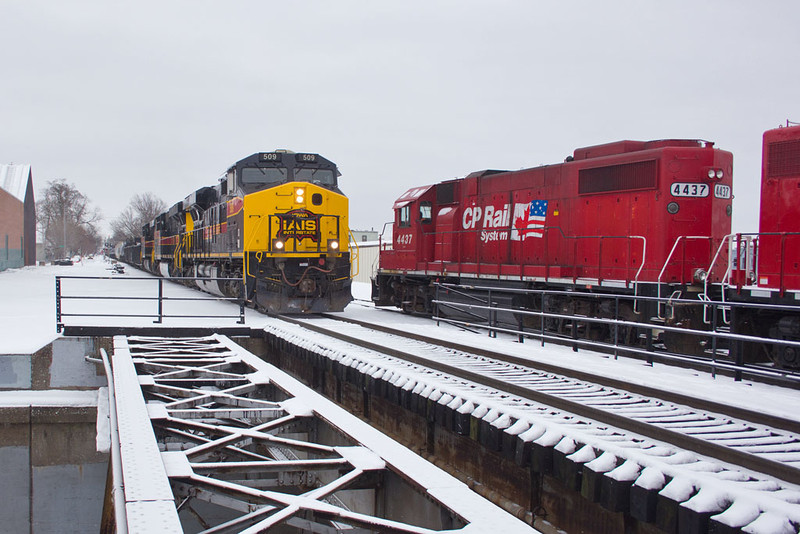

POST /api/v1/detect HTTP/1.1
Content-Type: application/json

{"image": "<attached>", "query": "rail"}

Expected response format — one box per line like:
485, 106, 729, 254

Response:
433, 282, 800, 384
55, 275, 246, 332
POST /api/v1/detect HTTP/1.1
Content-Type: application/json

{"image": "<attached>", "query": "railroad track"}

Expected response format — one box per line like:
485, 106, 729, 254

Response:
349, 297, 800, 388
267, 312, 800, 500
332, 308, 800, 433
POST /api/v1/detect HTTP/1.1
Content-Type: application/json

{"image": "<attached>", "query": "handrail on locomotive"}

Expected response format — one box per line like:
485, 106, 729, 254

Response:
348, 230, 360, 279
379, 222, 649, 287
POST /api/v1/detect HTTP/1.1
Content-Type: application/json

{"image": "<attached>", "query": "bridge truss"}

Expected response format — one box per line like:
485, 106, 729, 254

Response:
105, 334, 535, 533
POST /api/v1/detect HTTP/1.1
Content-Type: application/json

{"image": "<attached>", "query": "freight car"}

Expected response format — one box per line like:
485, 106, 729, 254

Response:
122, 151, 353, 313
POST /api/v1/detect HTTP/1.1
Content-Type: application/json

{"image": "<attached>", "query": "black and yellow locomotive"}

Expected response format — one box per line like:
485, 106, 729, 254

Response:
125, 151, 353, 313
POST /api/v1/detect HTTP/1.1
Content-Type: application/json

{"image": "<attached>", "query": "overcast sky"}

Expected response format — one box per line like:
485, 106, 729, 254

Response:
2, 1, 798, 237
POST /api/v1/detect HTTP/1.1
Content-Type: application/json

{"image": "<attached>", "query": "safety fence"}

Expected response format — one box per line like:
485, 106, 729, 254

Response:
432, 282, 800, 385
55, 275, 246, 332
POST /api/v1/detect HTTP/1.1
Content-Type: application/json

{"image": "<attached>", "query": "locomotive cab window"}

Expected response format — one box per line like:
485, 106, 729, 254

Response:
294, 168, 335, 186
226, 170, 236, 195
420, 201, 432, 223
398, 204, 411, 227
241, 167, 286, 185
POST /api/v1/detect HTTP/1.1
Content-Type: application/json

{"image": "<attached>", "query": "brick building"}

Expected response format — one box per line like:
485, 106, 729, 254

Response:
0, 164, 36, 271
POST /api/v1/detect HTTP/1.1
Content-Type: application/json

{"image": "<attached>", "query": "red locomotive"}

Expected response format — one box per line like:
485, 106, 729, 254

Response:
372, 128, 800, 367
755, 124, 800, 291
727, 124, 800, 366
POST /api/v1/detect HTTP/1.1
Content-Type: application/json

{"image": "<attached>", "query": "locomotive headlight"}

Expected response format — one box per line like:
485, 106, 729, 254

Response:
707, 169, 716, 179
715, 169, 724, 179
295, 187, 305, 204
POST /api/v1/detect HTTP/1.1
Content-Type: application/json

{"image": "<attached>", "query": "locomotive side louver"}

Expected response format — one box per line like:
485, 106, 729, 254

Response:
578, 160, 657, 194
767, 139, 800, 178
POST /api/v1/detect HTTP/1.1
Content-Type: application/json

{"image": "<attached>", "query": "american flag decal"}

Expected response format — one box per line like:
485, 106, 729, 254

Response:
511, 199, 548, 239
511, 199, 549, 240
527, 200, 548, 236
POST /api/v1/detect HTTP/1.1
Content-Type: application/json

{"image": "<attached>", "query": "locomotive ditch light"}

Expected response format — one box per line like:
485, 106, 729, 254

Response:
272, 238, 285, 250
693, 268, 708, 283
327, 239, 339, 251
667, 201, 680, 214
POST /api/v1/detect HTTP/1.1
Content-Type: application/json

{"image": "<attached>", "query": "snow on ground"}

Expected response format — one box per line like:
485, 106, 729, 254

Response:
0, 256, 269, 353
0, 262, 67, 354
0, 257, 798, 423
0, 389, 98, 406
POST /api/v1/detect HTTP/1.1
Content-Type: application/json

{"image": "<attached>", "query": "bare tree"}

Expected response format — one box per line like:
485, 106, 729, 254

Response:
110, 192, 167, 242
37, 179, 102, 259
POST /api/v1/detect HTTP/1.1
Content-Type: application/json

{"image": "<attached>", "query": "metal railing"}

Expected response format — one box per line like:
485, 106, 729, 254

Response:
379, 223, 650, 285
55, 275, 246, 332
433, 282, 800, 384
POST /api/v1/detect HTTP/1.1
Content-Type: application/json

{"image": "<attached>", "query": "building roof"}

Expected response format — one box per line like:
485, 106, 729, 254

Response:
0, 164, 32, 203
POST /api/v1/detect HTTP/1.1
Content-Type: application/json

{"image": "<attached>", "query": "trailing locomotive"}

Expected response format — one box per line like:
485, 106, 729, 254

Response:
122, 151, 353, 313
726, 124, 800, 367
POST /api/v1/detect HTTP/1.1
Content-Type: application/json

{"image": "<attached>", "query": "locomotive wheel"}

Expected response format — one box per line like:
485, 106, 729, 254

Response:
225, 269, 243, 298
774, 346, 800, 369
513, 294, 542, 330
401, 285, 430, 315
730, 310, 780, 365
662, 303, 709, 356
662, 330, 707, 356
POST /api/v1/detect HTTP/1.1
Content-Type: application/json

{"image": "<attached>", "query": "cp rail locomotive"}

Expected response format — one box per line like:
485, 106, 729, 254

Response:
121, 151, 353, 313
372, 125, 800, 367
727, 124, 800, 366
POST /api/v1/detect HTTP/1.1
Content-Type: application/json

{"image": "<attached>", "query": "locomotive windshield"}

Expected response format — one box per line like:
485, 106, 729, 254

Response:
294, 167, 335, 186
241, 166, 287, 185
